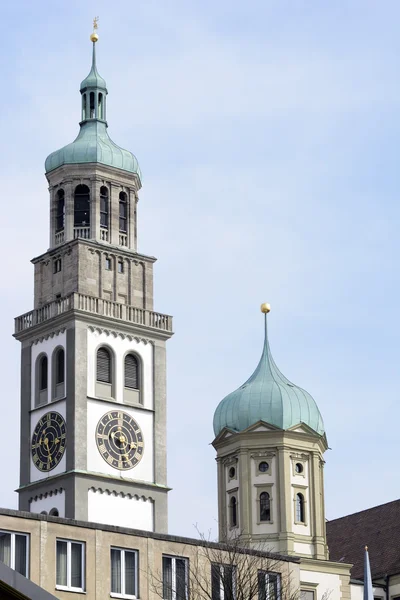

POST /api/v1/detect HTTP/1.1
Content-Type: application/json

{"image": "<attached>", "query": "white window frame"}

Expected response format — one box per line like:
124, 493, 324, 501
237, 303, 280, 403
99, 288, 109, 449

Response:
56, 538, 85, 593
212, 563, 237, 600
162, 555, 189, 600
0, 530, 29, 577
110, 547, 139, 599
258, 571, 281, 600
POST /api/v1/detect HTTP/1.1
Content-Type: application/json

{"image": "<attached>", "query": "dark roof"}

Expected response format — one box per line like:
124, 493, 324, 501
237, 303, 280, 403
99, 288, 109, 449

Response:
326, 498, 400, 580
0, 560, 59, 600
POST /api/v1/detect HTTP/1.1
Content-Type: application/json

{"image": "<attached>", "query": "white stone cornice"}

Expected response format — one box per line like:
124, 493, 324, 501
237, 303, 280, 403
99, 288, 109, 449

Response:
88, 486, 154, 502
87, 324, 153, 345
32, 327, 66, 345
29, 487, 63, 502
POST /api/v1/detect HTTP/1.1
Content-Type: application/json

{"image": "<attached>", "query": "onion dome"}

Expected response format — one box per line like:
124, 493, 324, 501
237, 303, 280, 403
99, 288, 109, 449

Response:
45, 37, 141, 181
80, 42, 107, 92
213, 305, 325, 437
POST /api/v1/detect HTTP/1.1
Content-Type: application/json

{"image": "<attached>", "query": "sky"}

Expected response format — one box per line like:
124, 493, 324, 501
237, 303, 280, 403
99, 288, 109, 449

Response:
1, 0, 400, 540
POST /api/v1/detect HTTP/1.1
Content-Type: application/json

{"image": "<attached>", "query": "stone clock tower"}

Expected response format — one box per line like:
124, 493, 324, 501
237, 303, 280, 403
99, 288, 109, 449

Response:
14, 33, 173, 533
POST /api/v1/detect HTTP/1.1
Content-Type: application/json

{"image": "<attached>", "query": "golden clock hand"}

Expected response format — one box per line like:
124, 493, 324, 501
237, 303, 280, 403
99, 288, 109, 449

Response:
44, 438, 52, 463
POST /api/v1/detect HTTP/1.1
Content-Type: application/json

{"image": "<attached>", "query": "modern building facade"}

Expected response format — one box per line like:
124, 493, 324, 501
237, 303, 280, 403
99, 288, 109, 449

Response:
0, 27, 397, 600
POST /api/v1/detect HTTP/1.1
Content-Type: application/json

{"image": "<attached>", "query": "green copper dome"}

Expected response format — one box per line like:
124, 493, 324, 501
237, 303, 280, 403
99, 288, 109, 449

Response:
45, 42, 141, 181
213, 313, 325, 437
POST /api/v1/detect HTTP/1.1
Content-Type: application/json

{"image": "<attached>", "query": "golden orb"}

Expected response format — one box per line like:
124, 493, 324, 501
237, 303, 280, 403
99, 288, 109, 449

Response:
260, 303, 271, 314
90, 32, 99, 42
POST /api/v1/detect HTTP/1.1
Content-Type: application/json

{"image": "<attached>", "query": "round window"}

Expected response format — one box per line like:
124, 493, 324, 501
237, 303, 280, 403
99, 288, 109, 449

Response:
258, 461, 269, 473
295, 463, 304, 474
228, 467, 236, 478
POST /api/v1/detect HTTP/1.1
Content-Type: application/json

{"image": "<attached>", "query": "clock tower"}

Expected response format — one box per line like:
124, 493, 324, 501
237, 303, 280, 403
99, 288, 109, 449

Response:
14, 32, 173, 533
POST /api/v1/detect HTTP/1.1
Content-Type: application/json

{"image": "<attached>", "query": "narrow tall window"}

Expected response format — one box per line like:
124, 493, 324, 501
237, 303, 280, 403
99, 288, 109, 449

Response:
100, 186, 109, 228
53, 347, 65, 400
74, 185, 90, 227
90, 91, 95, 118
97, 348, 112, 383
162, 556, 188, 600
56, 189, 65, 231
56, 539, 85, 592
119, 192, 128, 232
53, 258, 62, 273
296, 493, 305, 523
258, 571, 281, 600
260, 492, 271, 522
39, 356, 48, 391
229, 496, 238, 528
82, 93, 87, 120
56, 349, 65, 385
211, 564, 236, 600
98, 93, 103, 119
0, 531, 28, 577
125, 354, 139, 389
111, 548, 138, 598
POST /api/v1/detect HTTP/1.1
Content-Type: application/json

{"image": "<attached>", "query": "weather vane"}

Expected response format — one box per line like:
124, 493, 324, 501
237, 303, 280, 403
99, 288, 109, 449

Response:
90, 17, 99, 42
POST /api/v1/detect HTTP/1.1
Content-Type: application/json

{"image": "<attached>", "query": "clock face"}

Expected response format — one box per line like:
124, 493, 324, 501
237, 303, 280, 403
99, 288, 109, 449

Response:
96, 410, 144, 471
31, 412, 66, 472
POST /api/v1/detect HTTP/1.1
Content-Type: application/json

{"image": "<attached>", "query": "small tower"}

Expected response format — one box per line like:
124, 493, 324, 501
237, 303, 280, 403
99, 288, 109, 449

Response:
212, 305, 328, 560
14, 28, 173, 532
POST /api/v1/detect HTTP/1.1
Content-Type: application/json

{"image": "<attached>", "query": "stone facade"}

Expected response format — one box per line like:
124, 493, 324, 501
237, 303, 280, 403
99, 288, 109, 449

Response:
33, 239, 155, 310
14, 117, 172, 533
0, 509, 300, 600
214, 424, 329, 560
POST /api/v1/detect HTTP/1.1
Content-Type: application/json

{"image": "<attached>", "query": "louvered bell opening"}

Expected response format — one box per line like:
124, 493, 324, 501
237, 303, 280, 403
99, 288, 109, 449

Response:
97, 348, 111, 383
125, 354, 138, 389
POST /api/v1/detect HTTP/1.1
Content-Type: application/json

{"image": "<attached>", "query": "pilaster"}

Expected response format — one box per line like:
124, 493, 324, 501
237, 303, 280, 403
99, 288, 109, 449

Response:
110, 182, 120, 245
91, 177, 102, 242
19, 342, 32, 489
64, 179, 74, 243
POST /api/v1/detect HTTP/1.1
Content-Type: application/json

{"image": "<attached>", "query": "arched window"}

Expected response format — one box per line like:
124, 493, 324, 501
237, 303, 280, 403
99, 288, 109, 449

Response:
100, 186, 109, 228
56, 190, 65, 232
55, 348, 64, 385
259, 492, 270, 522
36, 354, 48, 407
49, 508, 59, 517
52, 347, 65, 401
74, 185, 90, 227
124, 354, 139, 389
230, 496, 237, 528
82, 93, 87, 120
97, 347, 111, 383
39, 356, 48, 391
90, 91, 95, 118
296, 493, 305, 523
98, 93, 103, 119
119, 192, 128, 232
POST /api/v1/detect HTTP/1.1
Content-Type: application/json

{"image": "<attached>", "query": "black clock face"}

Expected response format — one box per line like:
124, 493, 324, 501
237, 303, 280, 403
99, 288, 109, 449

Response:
96, 410, 144, 471
31, 412, 66, 472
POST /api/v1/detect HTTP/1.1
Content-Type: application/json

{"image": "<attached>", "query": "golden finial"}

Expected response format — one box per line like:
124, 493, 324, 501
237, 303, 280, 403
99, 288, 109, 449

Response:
261, 303, 271, 314
365, 545, 368, 551
90, 16, 99, 42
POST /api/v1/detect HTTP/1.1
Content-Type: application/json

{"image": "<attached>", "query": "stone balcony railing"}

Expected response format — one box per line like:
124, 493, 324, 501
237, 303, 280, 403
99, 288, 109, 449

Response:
14, 293, 173, 335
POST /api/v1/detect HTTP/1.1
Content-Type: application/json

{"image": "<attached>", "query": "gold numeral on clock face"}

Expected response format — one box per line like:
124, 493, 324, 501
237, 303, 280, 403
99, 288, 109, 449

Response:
96, 411, 144, 472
